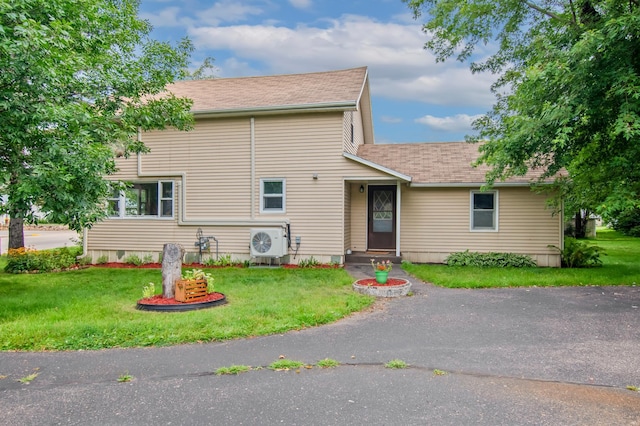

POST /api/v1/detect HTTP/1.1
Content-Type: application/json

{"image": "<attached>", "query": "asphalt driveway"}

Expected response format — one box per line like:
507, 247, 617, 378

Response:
1, 266, 639, 425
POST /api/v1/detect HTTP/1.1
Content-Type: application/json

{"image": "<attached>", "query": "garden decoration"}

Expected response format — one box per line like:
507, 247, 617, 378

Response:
371, 259, 392, 283
136, 243, 226, 312
351, 259, 411, 297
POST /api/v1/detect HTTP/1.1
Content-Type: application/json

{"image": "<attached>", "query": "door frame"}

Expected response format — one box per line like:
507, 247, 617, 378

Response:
367, 185, 397, 251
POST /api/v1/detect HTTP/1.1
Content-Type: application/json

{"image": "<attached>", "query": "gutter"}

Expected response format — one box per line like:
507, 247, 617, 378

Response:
343, 152, 412, 182
409, 182, 537, 188
192, 101, 357, 119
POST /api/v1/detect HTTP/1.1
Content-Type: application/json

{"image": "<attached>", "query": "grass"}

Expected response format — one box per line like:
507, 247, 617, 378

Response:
268, 359, 306, 371
117, 373, 134, 383
0, 264, 373, 351
402, 229, 640, 288
316, 358, 340, 368
215, 365, 252, 375
384, 359, 408, 369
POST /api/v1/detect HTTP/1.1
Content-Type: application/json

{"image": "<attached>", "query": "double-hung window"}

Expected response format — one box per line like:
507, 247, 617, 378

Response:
108, 181, 174, 218
260, 178, 285, 213
470, 190, 498, 231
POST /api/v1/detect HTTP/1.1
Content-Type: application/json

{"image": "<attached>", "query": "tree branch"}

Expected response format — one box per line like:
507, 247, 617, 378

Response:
522, 0, 574, 24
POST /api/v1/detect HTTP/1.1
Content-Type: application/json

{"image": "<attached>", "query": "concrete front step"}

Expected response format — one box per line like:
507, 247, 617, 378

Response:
345, 252, 402, 265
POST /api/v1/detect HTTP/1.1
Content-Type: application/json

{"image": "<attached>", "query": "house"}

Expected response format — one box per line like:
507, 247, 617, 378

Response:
84, 67, 562, 267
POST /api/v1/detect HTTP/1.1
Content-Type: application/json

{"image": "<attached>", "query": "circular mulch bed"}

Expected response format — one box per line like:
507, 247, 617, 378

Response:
352, 278, 412, 298
136, 292, 227, 312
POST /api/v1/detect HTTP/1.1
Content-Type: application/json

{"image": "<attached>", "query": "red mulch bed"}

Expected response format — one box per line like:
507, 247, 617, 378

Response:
137, 292, 225, 305
355, 278, 407, 287
94, 262, 340, 269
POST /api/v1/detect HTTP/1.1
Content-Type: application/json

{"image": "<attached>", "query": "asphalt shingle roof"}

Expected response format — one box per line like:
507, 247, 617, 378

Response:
357, 142, 552, 185
164, 67, 368, 113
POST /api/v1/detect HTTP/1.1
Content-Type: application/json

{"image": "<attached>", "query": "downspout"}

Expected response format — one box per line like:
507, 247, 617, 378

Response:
396, 181, 401, 257
250, 117, 255, 219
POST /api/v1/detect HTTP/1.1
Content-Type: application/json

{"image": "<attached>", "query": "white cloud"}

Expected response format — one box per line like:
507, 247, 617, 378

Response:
380, 116, 403, 124
142, 1, 263, 28
415, 114, 483, 132
187, 14, 496, 109
289, 0, 312, 9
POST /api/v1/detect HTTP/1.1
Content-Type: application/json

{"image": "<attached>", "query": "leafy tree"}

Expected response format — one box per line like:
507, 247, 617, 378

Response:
404, 0, 640, 220
0, 0, 194, 249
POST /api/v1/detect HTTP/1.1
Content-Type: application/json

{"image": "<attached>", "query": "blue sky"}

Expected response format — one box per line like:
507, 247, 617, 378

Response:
139, 0, 497, 143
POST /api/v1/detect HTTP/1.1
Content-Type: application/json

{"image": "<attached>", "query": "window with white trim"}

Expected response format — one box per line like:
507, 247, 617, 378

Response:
470, 191, 498, 231
260, 178, 285, 213
108, 181, 174, 218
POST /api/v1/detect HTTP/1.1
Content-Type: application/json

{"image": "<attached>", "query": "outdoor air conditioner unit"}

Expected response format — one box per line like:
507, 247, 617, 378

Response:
250, 228, 288, 258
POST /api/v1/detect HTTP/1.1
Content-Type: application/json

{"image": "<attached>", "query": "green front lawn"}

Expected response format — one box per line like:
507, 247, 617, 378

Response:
0, 265, 373, 351
402, 229, 640, 288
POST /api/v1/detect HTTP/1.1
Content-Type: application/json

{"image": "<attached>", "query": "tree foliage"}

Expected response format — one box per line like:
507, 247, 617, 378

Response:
0, 0, 194, 248
405, 0, 640, 214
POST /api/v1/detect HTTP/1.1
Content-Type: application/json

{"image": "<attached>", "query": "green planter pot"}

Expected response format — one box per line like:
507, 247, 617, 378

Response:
375, 270, 389, 284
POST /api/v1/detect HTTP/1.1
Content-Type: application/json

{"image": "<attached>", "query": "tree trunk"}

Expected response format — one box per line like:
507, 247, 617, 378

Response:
161, 243, 184, 298
8, 216, 25, 249
573, 211, 590, 239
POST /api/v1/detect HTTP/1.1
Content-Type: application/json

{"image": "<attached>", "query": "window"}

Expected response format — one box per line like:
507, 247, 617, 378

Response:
108, 181, 174, 218
260, 178, 285, 213
471, 191, 498, 231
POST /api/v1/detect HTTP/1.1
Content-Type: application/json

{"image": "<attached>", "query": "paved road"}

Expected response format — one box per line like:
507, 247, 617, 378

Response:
0, 229, 79, 254
1, 267, 639, 425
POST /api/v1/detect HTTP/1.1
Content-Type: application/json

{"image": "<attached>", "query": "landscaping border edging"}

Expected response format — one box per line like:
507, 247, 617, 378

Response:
352, 279, 412, 297
136, 294, 227, 312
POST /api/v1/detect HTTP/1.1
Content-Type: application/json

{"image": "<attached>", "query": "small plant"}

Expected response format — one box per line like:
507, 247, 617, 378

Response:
298, 256, 320, 268
433, 369, 448, 376
371, 259, 393, 273
18, 372, 39, 384
627, 385, 639, 392
384, 359, 407, 369
549, 237, 604, 268
77, 256, 92, 266
124, 254, 143, 266
117, 373, 134, 383
142, 282, 156, 299
316, 358, 340, 368
268, 359, 305, 371
96, 254, 109, 264
215, 365, 251, 375
182, 269, 214, 292
142, 253, 154, 264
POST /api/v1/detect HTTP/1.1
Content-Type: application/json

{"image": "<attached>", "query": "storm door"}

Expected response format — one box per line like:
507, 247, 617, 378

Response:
367, 185, 396, 250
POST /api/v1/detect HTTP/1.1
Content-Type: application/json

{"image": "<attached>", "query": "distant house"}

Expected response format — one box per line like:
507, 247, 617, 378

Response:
84, 67, 562, 267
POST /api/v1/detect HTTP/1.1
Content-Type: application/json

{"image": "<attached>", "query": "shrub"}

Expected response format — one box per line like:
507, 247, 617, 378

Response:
612, 208, 640, 237
5, 247, 79, 273
550, 237, 604, 268
124, 254, 142, 266
445, 251, 537, 268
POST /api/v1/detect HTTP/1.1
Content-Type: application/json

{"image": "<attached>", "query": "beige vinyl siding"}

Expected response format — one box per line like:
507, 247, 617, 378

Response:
141, 118, 252, 217
359, 83, 374, 145
87, 111, 384, 263
344, 181, 352, 250
253, 113, 345, 260
343, 112, 357, 154
349, 183, 368, 252
400, 186, 562, 266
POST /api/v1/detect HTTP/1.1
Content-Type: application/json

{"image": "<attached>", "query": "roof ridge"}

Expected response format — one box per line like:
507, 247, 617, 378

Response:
171, 66, 368, 85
